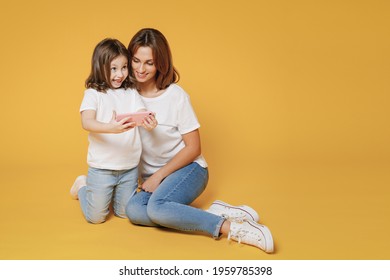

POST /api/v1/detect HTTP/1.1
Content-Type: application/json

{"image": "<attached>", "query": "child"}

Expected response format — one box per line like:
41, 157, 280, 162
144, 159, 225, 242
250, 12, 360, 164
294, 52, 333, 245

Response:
70, 38, 157, 224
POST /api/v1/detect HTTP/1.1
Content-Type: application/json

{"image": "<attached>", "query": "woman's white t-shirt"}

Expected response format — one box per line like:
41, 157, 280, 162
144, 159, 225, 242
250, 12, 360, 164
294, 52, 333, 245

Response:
138, 84, 207, 176
80, 88, 145, 170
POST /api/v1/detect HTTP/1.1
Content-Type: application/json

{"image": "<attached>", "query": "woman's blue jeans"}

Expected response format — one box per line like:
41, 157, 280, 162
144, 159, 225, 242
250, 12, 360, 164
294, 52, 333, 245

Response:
125, 162, 225, 238
79, 166, 138, 224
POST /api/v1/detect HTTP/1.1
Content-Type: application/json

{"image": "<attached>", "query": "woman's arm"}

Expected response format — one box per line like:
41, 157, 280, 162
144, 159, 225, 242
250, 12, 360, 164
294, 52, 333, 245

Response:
81, 110, 136, 133
141, 129, 201, 192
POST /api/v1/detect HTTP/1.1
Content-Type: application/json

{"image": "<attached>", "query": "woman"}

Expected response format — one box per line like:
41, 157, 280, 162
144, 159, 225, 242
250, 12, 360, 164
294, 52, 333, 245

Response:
125, 28, 274, 253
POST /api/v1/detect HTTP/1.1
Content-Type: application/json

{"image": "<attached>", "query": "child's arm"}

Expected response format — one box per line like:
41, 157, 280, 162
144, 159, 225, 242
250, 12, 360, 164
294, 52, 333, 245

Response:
81, 110, 136, 133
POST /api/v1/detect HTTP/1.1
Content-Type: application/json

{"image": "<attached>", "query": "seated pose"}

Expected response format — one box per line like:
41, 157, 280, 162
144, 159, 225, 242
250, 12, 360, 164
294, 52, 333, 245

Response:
125, 28, 274, 253
70, 38, 156, 224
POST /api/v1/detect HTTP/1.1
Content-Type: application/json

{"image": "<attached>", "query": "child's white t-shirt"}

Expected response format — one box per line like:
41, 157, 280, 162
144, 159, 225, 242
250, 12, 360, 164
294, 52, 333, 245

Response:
138, 84, 207, 177
80, 88, 145, 170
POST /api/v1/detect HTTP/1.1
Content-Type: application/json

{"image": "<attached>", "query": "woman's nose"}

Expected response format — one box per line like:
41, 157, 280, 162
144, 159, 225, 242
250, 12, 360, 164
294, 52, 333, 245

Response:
138, 63, 145, 72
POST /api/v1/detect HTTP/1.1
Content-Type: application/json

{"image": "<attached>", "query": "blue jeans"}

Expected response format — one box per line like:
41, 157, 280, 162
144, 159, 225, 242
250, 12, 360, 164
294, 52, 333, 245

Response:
79, 166, 138, 224
126, 162, 225, 238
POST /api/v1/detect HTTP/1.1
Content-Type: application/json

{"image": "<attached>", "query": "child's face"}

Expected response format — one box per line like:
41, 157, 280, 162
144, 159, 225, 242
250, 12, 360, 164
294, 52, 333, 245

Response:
110, 55, 128, 88
131, 46, 157, 85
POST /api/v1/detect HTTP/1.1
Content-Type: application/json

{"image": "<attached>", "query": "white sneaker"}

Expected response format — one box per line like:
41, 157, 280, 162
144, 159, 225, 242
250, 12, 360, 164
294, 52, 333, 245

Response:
228, 220, 274, 253
206, 200, 259, 222
70, 175, 86, 199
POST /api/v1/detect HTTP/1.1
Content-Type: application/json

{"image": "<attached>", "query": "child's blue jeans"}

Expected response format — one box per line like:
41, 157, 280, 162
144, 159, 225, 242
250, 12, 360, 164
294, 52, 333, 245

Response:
79, 166, 138, 224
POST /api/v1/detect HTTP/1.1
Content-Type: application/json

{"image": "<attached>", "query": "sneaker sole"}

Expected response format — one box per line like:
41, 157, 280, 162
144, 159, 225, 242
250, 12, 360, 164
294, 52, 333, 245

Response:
211, 200, 260, 222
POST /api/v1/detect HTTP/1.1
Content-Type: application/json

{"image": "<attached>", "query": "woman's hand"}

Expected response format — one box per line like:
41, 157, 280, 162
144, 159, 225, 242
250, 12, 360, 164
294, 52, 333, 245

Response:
140, 173, 163, 193
139, 130, 201, 193
141, 113, 158, 131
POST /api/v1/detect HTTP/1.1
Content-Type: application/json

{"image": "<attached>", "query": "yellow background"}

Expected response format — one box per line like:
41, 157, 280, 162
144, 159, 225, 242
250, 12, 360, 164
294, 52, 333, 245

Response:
0, 0, 389, 259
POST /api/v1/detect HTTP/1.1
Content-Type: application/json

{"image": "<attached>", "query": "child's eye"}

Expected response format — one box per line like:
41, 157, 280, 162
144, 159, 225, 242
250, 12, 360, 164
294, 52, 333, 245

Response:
111, 67, 117, 72
122, 65, 128, 70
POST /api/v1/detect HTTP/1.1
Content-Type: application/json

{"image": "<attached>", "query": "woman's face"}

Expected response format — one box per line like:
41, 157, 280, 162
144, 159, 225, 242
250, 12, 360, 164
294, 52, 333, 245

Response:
131, 46, 157, 85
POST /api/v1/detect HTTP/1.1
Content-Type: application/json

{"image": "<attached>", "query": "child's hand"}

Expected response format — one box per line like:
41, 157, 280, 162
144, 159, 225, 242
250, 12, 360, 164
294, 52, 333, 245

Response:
109, 111, 136, 133
141, 113, 158, 131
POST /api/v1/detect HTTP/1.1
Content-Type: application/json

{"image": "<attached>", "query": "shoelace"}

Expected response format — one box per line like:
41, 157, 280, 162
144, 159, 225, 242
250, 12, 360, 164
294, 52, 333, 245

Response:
228, 226, 264, 248
231, 217, 245, 223
228, 228, 247, 244
221, 213, 246, 223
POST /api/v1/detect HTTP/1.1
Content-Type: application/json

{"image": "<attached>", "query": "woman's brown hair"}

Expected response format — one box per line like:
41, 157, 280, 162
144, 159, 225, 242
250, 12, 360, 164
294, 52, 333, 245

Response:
128, 28, 180, 90
85, 38, 132, 93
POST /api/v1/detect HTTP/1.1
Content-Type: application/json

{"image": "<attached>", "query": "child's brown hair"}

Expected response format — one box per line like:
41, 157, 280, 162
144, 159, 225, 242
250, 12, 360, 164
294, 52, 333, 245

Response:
86, 38, 132, 93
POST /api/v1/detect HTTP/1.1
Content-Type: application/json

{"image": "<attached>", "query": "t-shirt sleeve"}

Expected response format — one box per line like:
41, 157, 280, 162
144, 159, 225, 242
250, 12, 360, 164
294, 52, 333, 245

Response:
177, 93, 201, 134
80, 89, 98, 112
